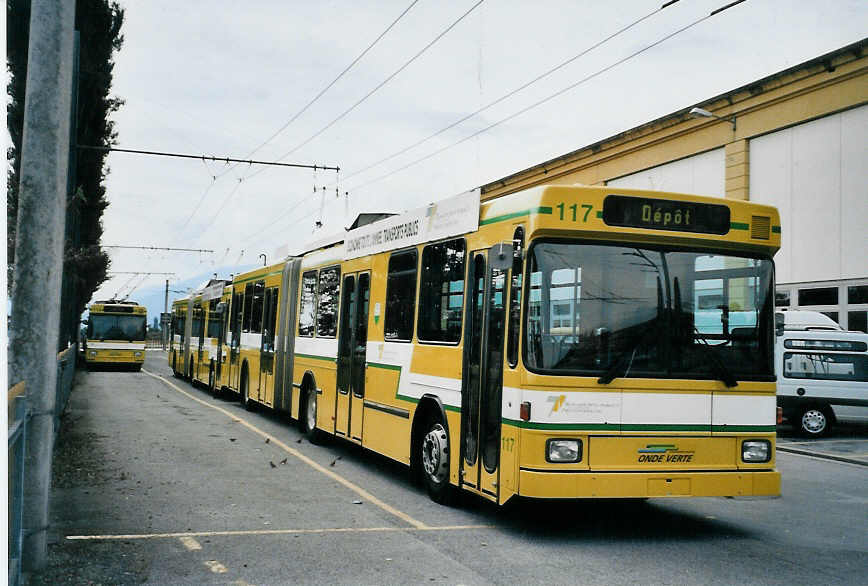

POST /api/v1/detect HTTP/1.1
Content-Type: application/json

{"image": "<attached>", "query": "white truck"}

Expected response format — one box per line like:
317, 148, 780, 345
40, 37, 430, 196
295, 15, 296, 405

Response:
775, 311, 868, 436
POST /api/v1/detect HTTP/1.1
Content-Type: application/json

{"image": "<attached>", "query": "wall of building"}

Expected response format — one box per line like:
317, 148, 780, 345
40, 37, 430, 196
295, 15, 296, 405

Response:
481, 40, 867, 330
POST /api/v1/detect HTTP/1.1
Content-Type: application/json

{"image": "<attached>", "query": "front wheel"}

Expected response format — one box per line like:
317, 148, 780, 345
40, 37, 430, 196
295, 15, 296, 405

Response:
421, 418, 455, 505
799, 406, 831, 437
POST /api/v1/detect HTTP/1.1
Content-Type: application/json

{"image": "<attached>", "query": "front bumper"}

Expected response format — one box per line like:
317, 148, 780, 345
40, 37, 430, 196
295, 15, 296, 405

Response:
518, 468, 780, 498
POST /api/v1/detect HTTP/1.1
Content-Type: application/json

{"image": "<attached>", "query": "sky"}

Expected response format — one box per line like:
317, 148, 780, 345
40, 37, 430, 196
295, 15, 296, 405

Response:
89, 0, 867, 319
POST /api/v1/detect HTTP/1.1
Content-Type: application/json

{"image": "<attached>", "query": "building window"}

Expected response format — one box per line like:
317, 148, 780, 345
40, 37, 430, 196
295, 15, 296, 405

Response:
298, 271, 317, 337
848, 285, 868, 305
775, 290, 791, 307
798, 287, 838, 306
418, 239, 465, 343
385, 250, 417, 342
820, 311, 839, 324
316, 267, 340, 338
849, 311, 867, 334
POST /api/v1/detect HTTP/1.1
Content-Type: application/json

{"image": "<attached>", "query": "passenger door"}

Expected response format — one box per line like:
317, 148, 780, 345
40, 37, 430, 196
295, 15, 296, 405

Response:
335, 272, 370, 443
461, 251, 508, 500
258, 287, 278, 406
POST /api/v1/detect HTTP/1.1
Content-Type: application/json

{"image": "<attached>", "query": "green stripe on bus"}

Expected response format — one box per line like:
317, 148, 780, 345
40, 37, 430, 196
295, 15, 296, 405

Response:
368, 362, 404, 399
502, 419, 619, 431
295, 353, 336, 363
730, 222, 749, 231
503, 419, 776, 433
772, 226, 781, 233
479, 206, 553, 226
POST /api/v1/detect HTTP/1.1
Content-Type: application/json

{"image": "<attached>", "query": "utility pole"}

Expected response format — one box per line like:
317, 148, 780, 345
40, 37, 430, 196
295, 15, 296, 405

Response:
163, 279, 170, 350
8, 0, 75, 571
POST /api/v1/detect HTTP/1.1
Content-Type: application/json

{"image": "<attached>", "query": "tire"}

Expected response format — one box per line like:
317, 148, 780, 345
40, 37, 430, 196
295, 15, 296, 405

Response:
420, 416, 456, 505
301, 388, 325, 444
241, 368, 254, 411
208, 363, 220, 397
798, 406, 831, 437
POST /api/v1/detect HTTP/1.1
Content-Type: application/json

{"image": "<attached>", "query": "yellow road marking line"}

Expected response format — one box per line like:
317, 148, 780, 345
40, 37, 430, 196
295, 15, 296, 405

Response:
178, 536, 202, 551
204, 560, 228, 574
142, 369, 429, 529
67, 525, 494, 541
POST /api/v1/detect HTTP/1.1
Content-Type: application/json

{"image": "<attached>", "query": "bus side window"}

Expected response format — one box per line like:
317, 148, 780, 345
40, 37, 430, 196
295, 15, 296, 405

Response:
243, 283, 254, 333
250, 280, 264, 334
418, 239, 465, 344
385, 249, 418, 342
317, 267, 340, 338
298, 271, 317, 337
507, 227, 524, 368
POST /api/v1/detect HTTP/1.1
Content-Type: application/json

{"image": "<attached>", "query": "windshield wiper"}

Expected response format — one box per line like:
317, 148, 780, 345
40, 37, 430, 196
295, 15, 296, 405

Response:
597, 319, 659, 385
692, 329, 738, 387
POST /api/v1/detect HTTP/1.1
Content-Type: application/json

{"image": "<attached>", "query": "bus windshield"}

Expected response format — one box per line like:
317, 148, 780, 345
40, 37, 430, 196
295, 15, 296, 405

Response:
88, 314, 147, 342
524, 240, 774, 381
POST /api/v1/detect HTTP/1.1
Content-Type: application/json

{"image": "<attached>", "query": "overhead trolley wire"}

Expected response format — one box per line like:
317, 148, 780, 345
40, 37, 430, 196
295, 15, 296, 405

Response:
241, 0, 486, 183
338, 0, 680, 184
215, 0, 421, 180
346, 0, 747, 194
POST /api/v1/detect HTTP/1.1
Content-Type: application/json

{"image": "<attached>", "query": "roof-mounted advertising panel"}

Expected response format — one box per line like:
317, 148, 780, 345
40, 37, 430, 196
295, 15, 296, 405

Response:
344, 189, 480, 260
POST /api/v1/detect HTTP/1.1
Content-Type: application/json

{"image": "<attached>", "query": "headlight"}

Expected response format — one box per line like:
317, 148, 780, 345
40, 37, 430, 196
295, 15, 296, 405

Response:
546, 439, 582, 463
89, 350, 97, 357
742, 440, 771, 463
134, 352, 142, 357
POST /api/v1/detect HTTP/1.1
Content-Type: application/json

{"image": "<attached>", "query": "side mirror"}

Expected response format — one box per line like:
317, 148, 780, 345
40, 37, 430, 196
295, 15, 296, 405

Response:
775, 313, 785, 336
215, 302, 227, 315
490, 242, 514, 270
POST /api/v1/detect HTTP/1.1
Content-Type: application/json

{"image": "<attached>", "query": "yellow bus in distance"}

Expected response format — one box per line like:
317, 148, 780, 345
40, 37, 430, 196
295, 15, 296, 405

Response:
171, 185, 782, 506
84, 300, 147, 370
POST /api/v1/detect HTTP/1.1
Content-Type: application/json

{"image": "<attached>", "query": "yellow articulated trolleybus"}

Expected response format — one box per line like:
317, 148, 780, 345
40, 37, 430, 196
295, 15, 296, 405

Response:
171, 185, 782, 505
84, 300, 148, 370
169, 279, 232, 391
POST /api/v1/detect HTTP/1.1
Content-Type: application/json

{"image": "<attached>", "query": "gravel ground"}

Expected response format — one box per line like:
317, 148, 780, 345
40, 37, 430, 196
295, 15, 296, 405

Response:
25, 372, 151, 585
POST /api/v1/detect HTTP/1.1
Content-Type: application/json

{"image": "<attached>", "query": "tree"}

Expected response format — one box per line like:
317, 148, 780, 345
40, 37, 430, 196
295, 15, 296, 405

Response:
7, 0, 124, 345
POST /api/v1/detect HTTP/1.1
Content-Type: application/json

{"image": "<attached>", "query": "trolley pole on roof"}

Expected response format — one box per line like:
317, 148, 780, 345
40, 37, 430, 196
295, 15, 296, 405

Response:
7, 0, 76, 571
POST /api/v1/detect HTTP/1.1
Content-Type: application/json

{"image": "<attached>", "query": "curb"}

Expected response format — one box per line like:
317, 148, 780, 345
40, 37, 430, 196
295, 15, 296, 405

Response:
776, 445, 868, 467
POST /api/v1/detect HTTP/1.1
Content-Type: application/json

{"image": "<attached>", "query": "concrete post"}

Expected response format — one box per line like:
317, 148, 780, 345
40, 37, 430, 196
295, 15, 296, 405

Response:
8, 0, 76, 571
163, 279, 169, 350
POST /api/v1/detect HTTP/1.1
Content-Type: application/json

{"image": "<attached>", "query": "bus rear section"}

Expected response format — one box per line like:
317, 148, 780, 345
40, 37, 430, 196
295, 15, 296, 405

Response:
776, 329, 868, 436
85, 301, 147, 370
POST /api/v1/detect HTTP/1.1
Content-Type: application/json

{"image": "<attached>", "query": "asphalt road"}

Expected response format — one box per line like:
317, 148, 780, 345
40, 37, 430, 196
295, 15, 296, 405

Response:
30, 351, 868, 585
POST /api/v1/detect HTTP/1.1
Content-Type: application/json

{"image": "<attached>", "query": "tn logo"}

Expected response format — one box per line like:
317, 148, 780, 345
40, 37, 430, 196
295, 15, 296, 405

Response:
547, 394, 566, 415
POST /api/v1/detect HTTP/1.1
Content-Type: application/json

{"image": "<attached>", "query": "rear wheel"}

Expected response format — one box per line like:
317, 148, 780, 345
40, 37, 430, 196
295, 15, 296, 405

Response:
799, 406, 831, 437
421, 417, 455, 505
241, 368, 254, 411
208, 363, 220, 397
301, 388, 325, 444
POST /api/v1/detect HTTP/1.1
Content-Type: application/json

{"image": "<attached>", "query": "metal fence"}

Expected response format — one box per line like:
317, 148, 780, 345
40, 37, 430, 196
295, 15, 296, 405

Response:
7, 343, 78, 586
7, 382, 28, 586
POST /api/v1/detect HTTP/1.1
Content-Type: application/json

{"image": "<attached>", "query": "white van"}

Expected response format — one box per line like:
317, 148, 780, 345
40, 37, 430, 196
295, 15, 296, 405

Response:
776, 325, 868, 436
